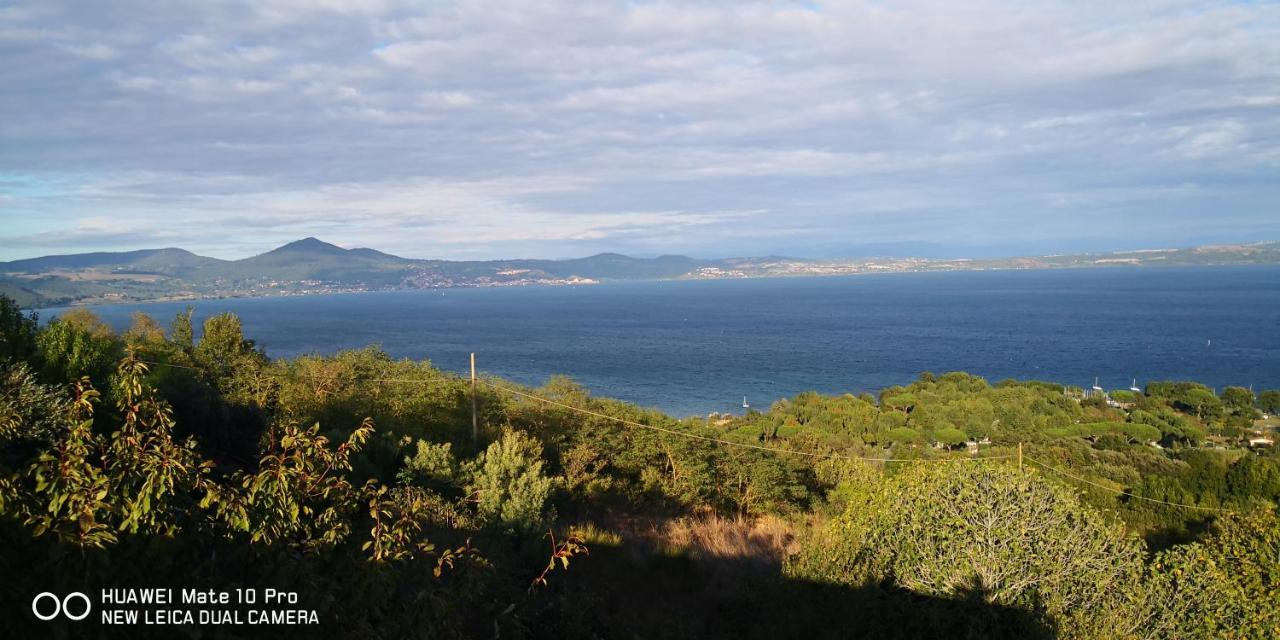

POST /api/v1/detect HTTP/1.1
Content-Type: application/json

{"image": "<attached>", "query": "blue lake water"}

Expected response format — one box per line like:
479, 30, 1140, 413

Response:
46, 266, 1280, 417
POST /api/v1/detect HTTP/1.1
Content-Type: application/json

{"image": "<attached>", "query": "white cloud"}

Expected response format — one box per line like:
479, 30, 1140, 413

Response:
1, 0, 1278, 259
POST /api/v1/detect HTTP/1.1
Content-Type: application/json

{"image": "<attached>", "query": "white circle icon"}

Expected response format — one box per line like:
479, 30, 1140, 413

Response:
31, 592, 60, 621
63, 592, 92, 621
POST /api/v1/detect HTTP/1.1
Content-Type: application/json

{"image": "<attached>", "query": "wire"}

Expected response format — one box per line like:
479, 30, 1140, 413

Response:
1024, 455, 1234, 514
480, 379, 1012, 464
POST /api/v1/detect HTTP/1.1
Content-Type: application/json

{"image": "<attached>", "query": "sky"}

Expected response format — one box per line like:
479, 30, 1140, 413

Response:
1, 0, 1278, 261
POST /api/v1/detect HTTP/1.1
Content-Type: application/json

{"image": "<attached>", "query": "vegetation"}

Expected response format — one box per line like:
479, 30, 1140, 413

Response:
0, 294, 1277, 638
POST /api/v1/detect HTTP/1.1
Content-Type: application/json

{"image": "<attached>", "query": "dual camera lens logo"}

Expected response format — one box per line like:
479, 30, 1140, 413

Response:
32, 592, 91, 621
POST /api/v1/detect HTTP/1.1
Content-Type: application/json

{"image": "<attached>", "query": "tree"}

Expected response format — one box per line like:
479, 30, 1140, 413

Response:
169, 307, 195, 354
1259, 390, 1280, 415
123, 312, 165, 346
1117, 422, 1161, 444
105, 356, 213, 535
1225, 455, 1280, 503
789, 464, 1148, 639
465, 429, 554, 531
193, 312, 273, 412
35, 308, 120, 385
885, 427, 920, 445
1180, 387, 1224, 423
0, 362, 72, 442
398, 440, 460, 490
0, 295, 38, 364
1145, 507, 1280, 638
1221, 386, 1256, 418
882, 392, 917, 414
230, 418, 375, 549
933, 426, 968, 447
195, 312, 255, 373
722, 451, 810, 518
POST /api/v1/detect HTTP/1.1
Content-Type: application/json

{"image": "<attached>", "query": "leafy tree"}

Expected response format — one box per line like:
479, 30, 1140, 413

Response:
933, 426, 968, 447
105, 356, 213, 535
558, 440, 612, 500
36, 308, 120, 385
12, 378, 116, 548
466, 429, 554, 532
1116, 422, 1161, 443
0, 295, 38, 364
398, 440, 460, 490
1221, 386, 1257, 419
1225, 455, 1280, 503
1203, 507, 1280, 637
0, 362, 72, 442
123, 312, 165, 346
1146, 507, 1280, 638
881, 392, 917, 414
721, 450, 810, 518
227, 418, 375, 549
1258, 390, 1280, 415
169, 307, 195, 354
789, 464, 1149, 639
885, 426, 920, 445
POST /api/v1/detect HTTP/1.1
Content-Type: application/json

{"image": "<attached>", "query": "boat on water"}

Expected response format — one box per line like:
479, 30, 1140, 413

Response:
1129, 378, 1141, 393
742, 396, 750, 409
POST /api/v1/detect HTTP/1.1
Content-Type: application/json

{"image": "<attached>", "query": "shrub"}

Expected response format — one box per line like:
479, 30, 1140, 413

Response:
465, 429, 554, 532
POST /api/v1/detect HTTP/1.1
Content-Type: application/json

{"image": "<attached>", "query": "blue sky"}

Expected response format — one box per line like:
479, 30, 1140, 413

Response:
1, 0, 1278, 261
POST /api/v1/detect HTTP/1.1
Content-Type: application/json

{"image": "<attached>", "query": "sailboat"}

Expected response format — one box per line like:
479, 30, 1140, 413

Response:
1089, 377, 1104, 399
1129, 378, 1141, 393
742, 396, 750, 409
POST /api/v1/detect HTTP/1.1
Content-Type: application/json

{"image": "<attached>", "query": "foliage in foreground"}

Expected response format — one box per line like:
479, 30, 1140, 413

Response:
790, 462, 1278, 639
1, 296, 1278, 638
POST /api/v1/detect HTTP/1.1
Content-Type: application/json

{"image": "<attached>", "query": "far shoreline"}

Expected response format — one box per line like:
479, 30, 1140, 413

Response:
30, 261, 1280, 313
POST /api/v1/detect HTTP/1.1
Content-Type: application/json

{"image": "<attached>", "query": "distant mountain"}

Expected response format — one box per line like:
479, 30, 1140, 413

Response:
0, 248, 224, 276
0, 238, 718, 307
204, 237, 417, 286
2, 238, 1277, 309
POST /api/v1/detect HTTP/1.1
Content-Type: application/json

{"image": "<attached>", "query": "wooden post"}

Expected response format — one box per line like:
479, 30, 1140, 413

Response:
1018, 442, 1023, 472
470, 352, 478, 452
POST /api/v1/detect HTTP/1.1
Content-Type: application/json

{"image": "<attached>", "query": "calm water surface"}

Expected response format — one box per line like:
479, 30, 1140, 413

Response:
50, 266, 1280, 416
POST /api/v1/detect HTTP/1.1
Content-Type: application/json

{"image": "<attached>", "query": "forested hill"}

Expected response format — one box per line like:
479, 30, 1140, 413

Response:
2, 237, 1278, 308
0, 238, 721, 307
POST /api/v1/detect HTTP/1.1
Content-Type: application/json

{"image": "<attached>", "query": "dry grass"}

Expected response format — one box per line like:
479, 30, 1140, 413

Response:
659, 514, 800, 568
569, 521, 624, 547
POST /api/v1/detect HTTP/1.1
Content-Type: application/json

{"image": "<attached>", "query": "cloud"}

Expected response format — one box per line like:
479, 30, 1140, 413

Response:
1, 0, 1278, 260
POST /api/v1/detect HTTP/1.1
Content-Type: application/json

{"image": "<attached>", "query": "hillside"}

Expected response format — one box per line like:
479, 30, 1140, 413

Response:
2, 238, 1277, 308
2, 300, 1277, 638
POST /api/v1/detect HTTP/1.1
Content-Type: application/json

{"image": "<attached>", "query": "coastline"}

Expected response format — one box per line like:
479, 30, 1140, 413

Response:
31, 260, 1280, 312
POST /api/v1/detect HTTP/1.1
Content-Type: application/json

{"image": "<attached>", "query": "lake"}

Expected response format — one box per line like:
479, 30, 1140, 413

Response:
47, 266, 1280, 417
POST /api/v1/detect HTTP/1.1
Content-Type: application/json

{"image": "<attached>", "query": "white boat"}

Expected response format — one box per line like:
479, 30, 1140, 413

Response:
1129, 378, 1141, 393
742, 396, 750, 409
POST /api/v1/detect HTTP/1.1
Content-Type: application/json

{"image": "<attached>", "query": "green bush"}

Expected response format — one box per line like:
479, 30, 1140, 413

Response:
465, 429, 554, 532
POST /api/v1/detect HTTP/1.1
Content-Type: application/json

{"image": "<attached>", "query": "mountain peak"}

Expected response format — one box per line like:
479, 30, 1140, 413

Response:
271, 237, 347, 254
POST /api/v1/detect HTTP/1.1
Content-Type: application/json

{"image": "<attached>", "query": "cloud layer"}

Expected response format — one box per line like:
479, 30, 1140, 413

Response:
2, 0, 1278, 260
